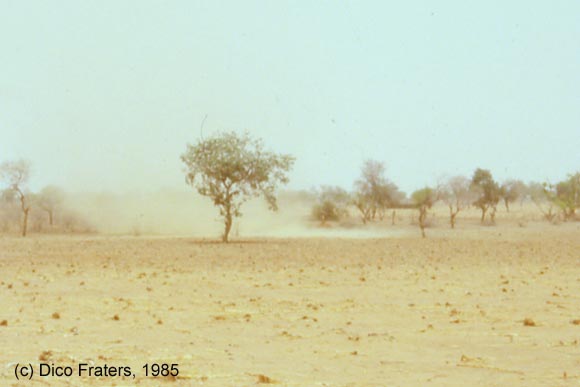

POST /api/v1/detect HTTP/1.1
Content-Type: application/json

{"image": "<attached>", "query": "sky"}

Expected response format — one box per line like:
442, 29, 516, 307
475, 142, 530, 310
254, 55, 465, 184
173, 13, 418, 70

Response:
0, 1, 578, 195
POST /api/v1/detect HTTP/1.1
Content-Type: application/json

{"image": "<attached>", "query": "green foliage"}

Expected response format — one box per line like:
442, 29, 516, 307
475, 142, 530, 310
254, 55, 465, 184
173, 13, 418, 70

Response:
181, 131, 295, 241
470, 168, 501, 223
544, 173, 580, 220
311, 186, 350, 223
411, 187, 435, 208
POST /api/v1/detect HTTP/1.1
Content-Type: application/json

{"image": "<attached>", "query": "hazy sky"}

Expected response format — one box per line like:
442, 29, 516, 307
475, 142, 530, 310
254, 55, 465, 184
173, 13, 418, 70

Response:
1, 1, 578, 194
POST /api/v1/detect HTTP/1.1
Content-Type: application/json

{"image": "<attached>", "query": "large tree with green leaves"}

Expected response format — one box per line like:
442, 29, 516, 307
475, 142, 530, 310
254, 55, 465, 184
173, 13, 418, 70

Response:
181, 132, 295, 242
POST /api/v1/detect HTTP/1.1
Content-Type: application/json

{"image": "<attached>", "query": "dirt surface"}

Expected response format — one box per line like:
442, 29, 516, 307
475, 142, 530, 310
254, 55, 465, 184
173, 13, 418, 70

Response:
1, 224, 580, 386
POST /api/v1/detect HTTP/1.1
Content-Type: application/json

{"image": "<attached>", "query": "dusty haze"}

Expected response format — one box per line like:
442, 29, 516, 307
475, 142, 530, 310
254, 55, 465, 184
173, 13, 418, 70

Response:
64, 190, 312, 237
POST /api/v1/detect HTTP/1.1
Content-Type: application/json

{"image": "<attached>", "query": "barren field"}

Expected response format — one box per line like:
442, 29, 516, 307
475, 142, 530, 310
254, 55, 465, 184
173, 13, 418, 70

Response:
1, 223, 580, 387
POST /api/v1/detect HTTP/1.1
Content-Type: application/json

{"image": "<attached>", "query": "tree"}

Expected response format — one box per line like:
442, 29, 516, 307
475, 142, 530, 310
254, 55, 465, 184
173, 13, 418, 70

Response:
545, 173, 580, 220
438, 176, 474, 229
412, 187, 435, 238
353, 160, 402, 223
181, 132, 295, 242
37, 186, 65, 227
499, 180, 526, 212
0, 160, 32, 236
311, 186, 350, 225
470, 168, 501, 223
528, 181, 558, 222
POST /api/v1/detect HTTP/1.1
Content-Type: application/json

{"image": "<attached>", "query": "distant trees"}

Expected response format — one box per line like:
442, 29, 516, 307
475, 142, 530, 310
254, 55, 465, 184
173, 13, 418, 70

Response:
499, 180, 526, 212
37, 186, 65, 227
311, 186, 350, 224
0, 160, 32, 236
542, 173, 580, 221
438, 176, 474, 229
353, 160, 403, 223
411, 187, 435, 238
181, 131, 295, 242
528, 181, 557, 222
470, 168, 501, 224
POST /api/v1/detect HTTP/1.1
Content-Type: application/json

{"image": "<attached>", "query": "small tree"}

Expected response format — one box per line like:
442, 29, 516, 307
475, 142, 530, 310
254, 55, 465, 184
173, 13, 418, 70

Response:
311, 186, 350, 225
411, 187, 435, 238
528, 181, 557, 222
542, 173, 580, 221
37, 186, 64, 227
0, 160, 32, 237
353, 160, 402, 223
438, 176, 473, 229
500, 180, 526, 212
470, 168, 501, 224
181, 132, 295, 242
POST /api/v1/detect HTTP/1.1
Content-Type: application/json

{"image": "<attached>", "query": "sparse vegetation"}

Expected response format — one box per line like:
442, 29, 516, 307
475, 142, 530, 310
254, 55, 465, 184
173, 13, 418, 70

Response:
0, 160, 32, 236
353, 160, 403, 223
470, 168, 501, 224
311, 186, 350, 224
37, 186, 64, 227
438, 176, 474, 229
411, 187, 435, 238
500, 180, 526, 212
548, 173, 580, 221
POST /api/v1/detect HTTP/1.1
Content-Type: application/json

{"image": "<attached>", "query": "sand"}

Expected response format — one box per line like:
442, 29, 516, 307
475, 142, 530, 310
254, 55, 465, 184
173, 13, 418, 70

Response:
1, 222, 579, 386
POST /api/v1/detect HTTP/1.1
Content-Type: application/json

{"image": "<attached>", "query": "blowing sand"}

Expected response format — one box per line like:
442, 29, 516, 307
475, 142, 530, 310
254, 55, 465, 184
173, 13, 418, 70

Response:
1, 223, 579, 386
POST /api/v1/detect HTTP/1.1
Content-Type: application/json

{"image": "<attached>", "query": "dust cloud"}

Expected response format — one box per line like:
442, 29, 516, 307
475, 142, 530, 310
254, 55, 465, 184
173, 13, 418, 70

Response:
64, 189, 318, 238
62, 189, 399, 239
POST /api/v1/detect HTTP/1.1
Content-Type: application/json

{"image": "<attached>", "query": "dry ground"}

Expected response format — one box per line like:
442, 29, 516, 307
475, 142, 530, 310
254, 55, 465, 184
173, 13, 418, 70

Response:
1, 222, 580, 386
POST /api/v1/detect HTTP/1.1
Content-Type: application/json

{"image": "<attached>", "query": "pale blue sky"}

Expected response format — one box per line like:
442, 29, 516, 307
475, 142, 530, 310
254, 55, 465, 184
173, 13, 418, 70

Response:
1, 1, 578, 194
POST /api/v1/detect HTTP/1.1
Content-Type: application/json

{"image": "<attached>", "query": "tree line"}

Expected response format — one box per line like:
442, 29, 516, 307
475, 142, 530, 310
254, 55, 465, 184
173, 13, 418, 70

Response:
2, 131, 578, 240
312, 160, 580, 237
0, 160, 89, 236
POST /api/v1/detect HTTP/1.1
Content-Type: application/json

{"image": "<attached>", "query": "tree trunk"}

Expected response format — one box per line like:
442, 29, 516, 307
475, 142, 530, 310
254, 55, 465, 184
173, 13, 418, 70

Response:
391, 210, 396, 225
504, 199, 510, 212
480, 207, 487, 223
419, 207, 427, 238
48, 210, 54, 226
223, 209, 232, 243
22, 208, 29, 237
450, 212, 456, 229
490, 206, 497, 224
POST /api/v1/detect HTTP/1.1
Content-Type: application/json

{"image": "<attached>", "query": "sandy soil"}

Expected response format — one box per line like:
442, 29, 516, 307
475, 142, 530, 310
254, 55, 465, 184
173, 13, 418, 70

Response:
1, 223, 580, 386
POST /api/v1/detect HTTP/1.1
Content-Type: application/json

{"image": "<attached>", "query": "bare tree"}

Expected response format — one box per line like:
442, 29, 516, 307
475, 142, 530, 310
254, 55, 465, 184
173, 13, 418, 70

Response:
438, 176, 474, 229
37, 186, 64, 227
528, 182, 558, 222
412, 187, 435, 238
181, 132, 295, 242
0, 160, 32, 236
353, 160, 403, 223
